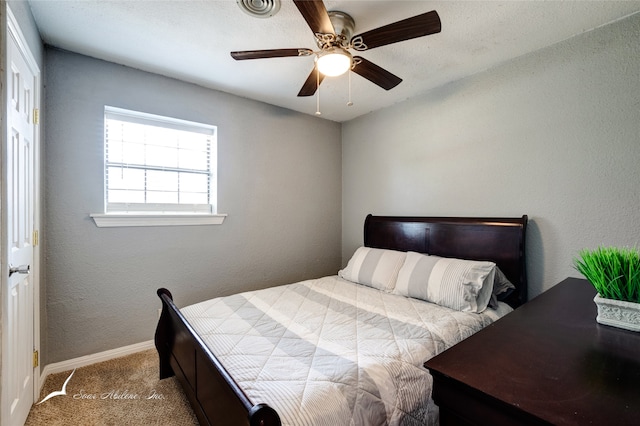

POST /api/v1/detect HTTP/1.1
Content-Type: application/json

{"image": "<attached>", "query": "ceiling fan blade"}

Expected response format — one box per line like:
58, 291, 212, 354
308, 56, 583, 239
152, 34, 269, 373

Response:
352, 56, 402, 90
298, 67, 325, 97
293, 0, 334, 35
350, 10, 441, 51
231, 48, 313, 60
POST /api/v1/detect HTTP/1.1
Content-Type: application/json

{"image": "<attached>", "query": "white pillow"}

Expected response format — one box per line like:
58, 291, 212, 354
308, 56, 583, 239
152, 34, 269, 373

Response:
394, 251, 495, 313
339, 247, 407, 292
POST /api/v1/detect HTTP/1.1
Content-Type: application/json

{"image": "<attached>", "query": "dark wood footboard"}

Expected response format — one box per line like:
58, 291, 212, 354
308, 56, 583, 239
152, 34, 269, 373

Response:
154, 288, 281, 426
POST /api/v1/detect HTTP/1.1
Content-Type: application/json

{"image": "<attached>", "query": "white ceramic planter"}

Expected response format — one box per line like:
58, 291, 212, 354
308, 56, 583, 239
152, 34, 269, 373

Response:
594, 294, 640, 332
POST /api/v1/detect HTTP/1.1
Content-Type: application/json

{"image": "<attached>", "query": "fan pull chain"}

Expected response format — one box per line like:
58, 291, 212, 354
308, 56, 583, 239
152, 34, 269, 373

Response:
315, 69, 322, 116
347, 71, 353, 107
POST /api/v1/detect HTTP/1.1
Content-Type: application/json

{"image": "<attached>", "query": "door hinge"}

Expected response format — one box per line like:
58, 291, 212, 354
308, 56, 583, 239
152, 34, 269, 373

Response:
33, 108, 40, 125
33, 350, 39, 368
33, 230, 39, 246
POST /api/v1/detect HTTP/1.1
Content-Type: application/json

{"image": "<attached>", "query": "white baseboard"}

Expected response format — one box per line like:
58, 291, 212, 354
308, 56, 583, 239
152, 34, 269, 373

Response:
38, 340, 155, 393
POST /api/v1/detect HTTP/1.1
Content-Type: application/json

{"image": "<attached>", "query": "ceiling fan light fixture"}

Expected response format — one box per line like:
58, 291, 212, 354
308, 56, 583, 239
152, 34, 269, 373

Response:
316, 47, 352, 77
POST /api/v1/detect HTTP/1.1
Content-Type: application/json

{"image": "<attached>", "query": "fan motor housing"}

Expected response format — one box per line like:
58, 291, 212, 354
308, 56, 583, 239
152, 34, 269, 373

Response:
317, 11, 355, 48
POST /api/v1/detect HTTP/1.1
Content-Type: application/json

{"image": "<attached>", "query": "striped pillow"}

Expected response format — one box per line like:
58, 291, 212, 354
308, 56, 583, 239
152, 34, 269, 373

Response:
394, 252, 496, 313
339, 247, 407, 292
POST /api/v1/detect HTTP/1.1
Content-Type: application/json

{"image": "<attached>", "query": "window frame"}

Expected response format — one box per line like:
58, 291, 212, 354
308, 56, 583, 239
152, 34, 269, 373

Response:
91, 106, 226, 227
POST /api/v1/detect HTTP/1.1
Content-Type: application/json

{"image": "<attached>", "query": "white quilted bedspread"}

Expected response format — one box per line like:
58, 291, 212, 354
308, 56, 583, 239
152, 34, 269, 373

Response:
181, 276, 511, 426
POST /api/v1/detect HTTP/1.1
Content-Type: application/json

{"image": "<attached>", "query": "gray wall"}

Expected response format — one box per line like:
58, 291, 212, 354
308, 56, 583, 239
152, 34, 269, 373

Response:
44, 48, 342, 364
342, 13, 640, 300
6, 1, 43, 62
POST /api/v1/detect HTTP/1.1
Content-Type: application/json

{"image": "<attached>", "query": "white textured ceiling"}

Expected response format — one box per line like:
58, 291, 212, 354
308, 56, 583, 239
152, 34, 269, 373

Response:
27, 0, 640, 122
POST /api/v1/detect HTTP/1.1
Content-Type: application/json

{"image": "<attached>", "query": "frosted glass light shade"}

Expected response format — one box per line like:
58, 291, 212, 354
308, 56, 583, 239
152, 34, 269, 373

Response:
316, 48, 352, 77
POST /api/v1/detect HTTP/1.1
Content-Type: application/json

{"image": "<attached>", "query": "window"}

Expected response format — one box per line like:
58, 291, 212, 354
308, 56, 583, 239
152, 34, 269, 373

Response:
91, 107, 226, 227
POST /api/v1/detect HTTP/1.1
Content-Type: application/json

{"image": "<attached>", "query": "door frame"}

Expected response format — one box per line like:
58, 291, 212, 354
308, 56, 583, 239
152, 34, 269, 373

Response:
1, 4, 42, 419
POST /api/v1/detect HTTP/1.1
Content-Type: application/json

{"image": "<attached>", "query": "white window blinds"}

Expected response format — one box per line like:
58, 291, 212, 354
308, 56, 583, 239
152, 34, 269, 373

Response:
104, 106, 217, 214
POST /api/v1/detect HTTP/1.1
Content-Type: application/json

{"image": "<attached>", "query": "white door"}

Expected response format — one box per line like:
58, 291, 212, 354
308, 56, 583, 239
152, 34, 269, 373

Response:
2, 14, 39, 426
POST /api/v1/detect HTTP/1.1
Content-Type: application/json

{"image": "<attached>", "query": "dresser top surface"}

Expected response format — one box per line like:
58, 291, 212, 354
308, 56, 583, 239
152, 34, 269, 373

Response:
425, 277, 640, 424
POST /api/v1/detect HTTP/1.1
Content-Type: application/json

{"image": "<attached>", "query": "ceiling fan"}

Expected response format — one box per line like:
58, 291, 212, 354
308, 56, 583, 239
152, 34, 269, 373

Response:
230, 0, 441, 97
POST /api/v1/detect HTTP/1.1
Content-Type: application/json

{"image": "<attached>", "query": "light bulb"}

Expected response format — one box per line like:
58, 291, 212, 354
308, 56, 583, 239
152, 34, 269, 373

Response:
316, 47, 352, 77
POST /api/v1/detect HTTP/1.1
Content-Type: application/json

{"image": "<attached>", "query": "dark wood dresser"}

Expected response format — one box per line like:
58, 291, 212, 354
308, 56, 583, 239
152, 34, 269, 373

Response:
425, 277, 640, 425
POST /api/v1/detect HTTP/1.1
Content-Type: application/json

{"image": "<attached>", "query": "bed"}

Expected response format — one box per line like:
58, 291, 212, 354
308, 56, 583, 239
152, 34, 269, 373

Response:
155, 214, 528, 426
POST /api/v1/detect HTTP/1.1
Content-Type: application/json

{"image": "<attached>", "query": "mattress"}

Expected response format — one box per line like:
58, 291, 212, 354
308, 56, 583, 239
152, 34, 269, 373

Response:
181, 275, 512, 425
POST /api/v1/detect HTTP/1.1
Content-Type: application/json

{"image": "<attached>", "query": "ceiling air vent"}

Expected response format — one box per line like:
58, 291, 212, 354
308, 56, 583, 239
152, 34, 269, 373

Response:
237, 0, 281, 18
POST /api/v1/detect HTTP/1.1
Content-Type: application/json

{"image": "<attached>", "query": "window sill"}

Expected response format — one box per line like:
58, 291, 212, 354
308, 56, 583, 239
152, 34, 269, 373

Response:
90, 213, 227, 228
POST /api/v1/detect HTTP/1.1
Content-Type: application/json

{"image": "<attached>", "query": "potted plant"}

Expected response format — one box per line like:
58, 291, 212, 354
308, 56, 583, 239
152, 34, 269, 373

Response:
574, 246, 640, 332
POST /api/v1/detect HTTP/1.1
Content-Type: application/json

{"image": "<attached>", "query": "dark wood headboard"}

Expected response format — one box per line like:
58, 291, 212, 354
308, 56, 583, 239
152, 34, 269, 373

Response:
363, 215, 528, 307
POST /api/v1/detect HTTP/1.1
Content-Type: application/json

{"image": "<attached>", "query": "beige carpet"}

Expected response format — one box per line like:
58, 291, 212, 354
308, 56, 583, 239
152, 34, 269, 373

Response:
25, 349, 199, 426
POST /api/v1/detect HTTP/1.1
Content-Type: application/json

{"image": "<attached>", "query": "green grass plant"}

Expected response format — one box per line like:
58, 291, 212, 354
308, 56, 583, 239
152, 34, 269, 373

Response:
574, 246, 640, 303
